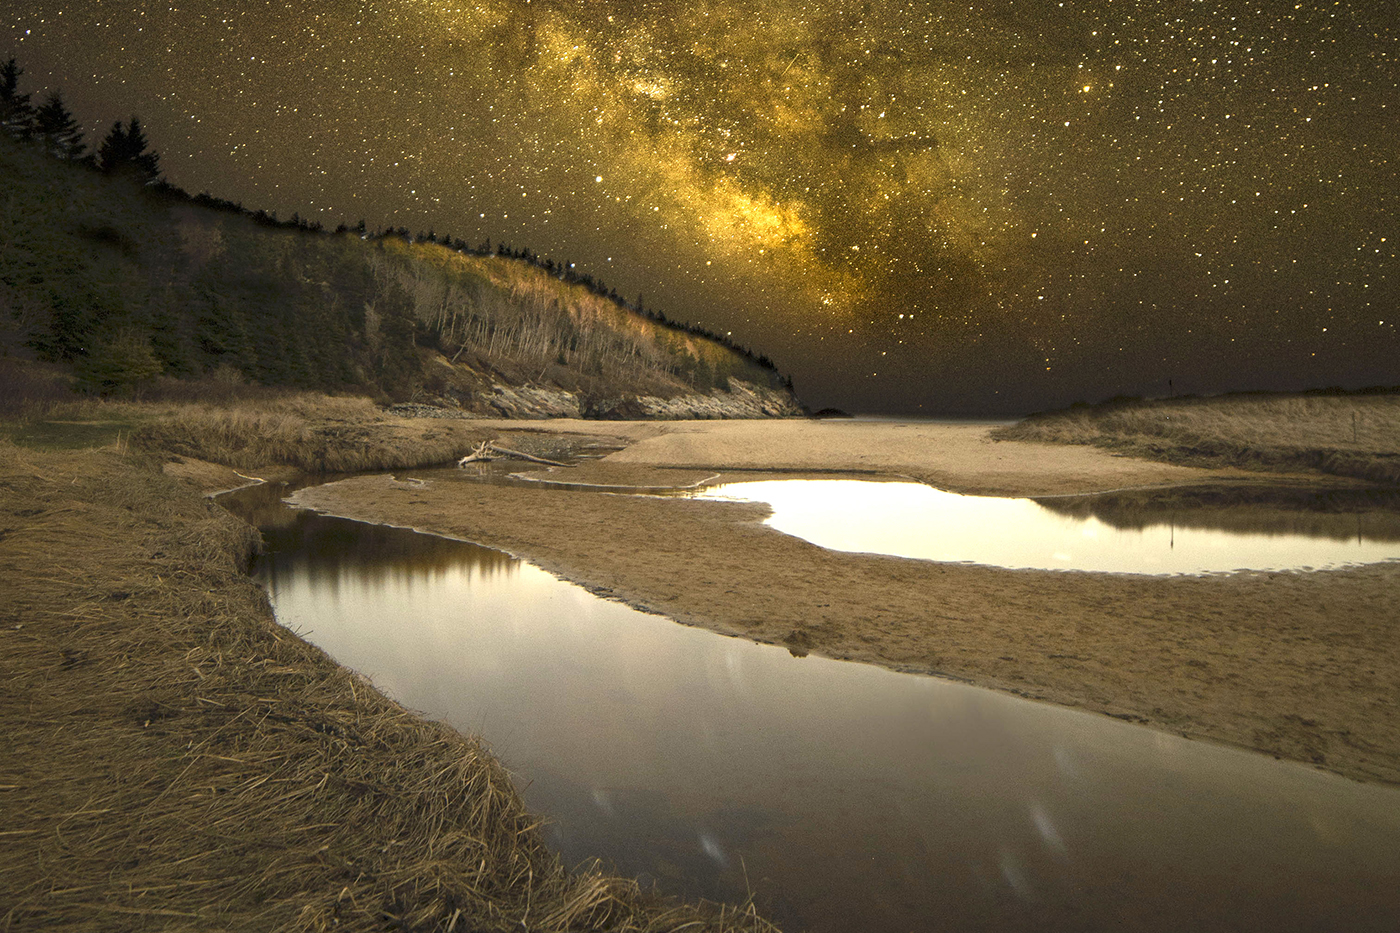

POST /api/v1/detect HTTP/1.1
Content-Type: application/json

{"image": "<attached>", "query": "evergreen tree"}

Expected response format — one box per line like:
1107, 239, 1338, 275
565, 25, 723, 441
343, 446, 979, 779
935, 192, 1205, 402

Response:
96, 119, 127, 167
0, 58, 34, 138
34, 90, 86, 160
74, 330, 163, 395
96, 116, 161, 183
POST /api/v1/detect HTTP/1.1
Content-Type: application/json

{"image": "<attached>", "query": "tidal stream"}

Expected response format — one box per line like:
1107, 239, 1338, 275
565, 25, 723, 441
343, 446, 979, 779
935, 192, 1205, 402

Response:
220, 479, 1400, 933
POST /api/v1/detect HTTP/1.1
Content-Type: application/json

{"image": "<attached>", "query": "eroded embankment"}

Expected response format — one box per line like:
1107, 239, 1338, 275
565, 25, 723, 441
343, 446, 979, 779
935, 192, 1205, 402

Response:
0, 440, 776, 932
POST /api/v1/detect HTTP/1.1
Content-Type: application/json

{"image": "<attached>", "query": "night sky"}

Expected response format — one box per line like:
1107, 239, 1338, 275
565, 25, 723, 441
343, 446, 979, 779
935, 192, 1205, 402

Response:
6, 1, 1398, 413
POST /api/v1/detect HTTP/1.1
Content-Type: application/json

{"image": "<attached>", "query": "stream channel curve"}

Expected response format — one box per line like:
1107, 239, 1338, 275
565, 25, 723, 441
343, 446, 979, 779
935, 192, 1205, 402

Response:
220, 474, 1400, 933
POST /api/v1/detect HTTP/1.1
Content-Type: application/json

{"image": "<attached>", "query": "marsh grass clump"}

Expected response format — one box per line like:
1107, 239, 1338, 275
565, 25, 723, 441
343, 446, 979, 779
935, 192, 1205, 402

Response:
125, 392, 490, 472
995, 391, 1400, 485
0, 440, 779, 931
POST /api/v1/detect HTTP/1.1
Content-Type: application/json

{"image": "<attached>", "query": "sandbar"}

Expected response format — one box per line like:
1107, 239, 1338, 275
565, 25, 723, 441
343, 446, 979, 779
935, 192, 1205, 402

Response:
289, 419, 1400, 785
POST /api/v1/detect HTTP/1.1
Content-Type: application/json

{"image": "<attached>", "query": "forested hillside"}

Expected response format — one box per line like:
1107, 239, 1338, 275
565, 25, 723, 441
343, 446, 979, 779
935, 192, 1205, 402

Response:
0, 126, 796, 416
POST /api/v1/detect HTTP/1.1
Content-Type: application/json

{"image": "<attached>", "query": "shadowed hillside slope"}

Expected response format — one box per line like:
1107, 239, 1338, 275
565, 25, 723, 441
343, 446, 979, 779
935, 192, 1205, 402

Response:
0, 135, 799, 418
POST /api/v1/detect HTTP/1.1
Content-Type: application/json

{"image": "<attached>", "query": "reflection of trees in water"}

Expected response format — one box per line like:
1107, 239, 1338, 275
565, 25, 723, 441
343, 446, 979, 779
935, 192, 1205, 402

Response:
1036, 486, 1400, 542
218, 479, 340, 532
219, 481, 516, 587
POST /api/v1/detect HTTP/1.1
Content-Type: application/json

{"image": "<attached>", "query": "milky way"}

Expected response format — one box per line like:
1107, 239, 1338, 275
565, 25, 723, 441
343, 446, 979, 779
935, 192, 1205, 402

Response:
6, 1, 1398, 411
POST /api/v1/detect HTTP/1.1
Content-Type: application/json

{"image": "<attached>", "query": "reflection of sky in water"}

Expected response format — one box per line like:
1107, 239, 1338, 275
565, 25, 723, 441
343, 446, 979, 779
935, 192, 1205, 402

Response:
240, 506, 1400, 933
694, 480, 1400, 574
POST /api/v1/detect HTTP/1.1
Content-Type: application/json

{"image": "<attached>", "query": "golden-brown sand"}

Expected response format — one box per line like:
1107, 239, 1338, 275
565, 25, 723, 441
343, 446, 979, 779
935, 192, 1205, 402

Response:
289, 419, 1400, 785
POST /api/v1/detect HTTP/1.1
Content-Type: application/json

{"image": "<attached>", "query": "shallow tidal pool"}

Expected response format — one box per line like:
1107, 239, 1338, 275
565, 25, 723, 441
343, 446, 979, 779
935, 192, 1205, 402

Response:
222, 480, 1400, 933
690, 478, 1400, 575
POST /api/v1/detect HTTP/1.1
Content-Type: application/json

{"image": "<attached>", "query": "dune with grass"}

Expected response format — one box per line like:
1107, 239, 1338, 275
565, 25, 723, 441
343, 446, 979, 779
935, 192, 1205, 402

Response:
994, 391, 1400, 485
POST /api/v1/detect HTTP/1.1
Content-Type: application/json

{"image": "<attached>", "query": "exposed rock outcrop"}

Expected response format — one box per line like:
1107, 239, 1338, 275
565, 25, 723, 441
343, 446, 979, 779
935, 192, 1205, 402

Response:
482, 384, 585, 418
389, 377, 802, 421
584, 380, 804, 420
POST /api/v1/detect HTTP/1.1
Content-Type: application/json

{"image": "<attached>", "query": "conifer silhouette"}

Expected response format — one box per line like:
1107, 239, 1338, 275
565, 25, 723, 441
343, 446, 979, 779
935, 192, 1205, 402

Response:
34, 90, 86, 160
0, 58, 34, 138
97, 116, 161, 183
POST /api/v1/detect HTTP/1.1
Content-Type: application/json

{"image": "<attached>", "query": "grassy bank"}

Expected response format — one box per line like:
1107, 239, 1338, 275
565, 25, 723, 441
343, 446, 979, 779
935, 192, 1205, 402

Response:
125, 393, 481, 473
994, 391, 1400, 485
0, 386, 575, 474
0, 434, 776, 930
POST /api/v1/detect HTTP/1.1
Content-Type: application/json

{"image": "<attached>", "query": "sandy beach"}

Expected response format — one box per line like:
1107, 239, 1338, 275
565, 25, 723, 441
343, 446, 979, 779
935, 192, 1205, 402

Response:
290, 418, 1400, 785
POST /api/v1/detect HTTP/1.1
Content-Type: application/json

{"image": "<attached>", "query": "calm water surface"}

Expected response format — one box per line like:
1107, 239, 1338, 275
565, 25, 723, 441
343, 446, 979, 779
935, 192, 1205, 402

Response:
222, 481, 1400, 933
691, 479, 1400, 574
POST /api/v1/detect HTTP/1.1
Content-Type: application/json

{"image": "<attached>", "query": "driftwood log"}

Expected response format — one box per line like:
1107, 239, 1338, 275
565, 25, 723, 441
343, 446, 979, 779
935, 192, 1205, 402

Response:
458, 440, 569, 468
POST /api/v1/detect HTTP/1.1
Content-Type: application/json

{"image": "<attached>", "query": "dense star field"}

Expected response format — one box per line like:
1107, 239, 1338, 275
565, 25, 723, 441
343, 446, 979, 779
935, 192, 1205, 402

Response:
5, 1, 1397, 412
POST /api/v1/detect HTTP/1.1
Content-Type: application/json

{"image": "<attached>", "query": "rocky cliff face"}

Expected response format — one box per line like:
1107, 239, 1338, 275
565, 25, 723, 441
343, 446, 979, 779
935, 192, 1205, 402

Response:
387, 350, 803, 421
388, 377, 802, 421
584, 379, 804, 420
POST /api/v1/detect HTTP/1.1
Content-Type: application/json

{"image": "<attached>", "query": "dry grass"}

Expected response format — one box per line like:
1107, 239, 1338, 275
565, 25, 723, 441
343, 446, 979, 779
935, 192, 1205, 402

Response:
0, 439, 779, 931
121, 393, 489, 473
0, 354, 486, 474
0, 358, 306, 423
375, 238, 779, 395
0, 358, 80, 420
995, 391, 1400, 485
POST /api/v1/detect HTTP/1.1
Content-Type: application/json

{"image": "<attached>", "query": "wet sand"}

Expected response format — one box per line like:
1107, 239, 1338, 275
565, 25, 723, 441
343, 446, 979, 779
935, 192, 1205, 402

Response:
288, 419, 1400, 785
